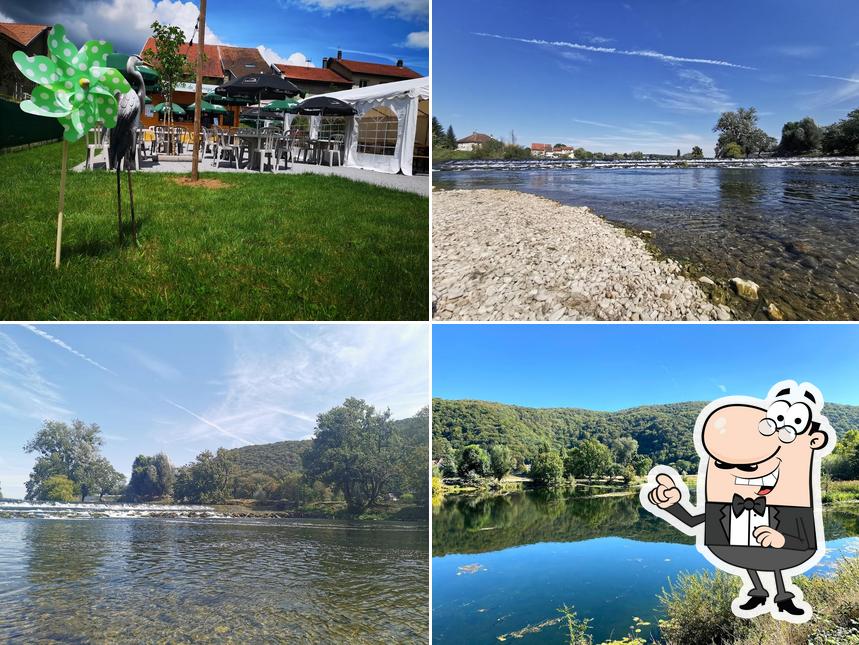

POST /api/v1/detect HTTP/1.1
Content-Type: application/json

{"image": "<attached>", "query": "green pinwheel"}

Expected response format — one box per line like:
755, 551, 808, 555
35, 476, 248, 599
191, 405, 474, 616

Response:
11, 24, 132, 267
13, 24, 131, 141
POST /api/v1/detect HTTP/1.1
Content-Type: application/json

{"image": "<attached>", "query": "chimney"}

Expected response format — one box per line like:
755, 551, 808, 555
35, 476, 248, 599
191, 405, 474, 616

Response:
337, 49, 342, 60
322, 57, 328, 68
396, 59, 403, 67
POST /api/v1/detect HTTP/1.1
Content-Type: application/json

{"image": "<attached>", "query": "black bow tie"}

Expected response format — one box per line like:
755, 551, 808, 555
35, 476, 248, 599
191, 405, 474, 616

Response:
732, 494, 766, 517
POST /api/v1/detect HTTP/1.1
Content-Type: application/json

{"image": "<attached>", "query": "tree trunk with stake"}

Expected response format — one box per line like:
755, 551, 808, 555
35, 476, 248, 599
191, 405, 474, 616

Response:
54, 140, 68, 268
191, 0, 207, 181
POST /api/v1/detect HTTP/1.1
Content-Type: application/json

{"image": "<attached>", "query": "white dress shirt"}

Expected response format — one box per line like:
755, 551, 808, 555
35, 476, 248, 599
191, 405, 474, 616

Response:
729, 507, 769, 546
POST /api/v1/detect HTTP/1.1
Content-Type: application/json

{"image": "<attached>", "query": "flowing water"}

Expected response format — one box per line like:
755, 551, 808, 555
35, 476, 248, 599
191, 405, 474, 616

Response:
432, 489, 859, 644
433, 162, 859, 320
0, 516, 428, 642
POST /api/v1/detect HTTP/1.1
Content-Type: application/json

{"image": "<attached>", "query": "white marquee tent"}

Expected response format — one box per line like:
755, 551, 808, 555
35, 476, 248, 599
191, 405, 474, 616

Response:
298, 77, 429, 176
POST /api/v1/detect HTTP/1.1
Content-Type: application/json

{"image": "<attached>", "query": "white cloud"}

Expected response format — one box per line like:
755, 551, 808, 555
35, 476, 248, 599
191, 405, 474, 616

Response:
23, 325, 115, 374
258, 45, 314, 67
402, 31, 428, 49
809, 73, 859, 85
635, 68, 734, 114
0, 331, 70, 422
1, 0, 223, 54
124, 346, 181, 380
161, 325, 429, 447
291, 0, 427, 20
474, 32, 756, 70
769, 45, 823, 59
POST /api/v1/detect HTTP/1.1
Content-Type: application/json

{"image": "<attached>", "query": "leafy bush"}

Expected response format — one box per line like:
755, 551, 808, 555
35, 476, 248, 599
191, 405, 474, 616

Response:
658, 570, 749, 644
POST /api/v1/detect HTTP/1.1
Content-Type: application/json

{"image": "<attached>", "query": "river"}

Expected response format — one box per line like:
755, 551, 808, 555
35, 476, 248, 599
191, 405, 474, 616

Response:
0, 514, 428, 642
433, 162, 859, 320
432, 488, 859, 644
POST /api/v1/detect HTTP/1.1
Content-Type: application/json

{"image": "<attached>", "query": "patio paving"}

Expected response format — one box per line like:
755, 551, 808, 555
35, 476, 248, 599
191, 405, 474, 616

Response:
73, 156, 429, 196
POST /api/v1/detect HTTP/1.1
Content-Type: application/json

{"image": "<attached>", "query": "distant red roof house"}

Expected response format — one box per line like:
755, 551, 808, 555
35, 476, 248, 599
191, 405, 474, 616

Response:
531, 143, 552, 154
325, 50, 421, 88
0, 22, 49, 47
553, 145, 576, 154
0, 22, 50, 98
219, 44, 269, 79
140, 37, 222, 81
458, 133, 493, 145
273, 63, 351, 95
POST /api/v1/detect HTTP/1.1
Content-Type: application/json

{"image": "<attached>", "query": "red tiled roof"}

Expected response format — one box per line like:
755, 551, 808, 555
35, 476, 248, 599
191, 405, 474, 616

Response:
274, 64, 351, 85
140, 37, 222, 79
531, 143, 552, 152
332, 57, 421, 79
0, 22, 49, 47
458, 132, 493, 144
219, 45, 269, 77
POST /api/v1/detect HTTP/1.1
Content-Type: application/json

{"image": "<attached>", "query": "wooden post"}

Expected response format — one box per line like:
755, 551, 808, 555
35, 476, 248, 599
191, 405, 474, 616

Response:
191, 0, 207, 181
55, 139, 68, 269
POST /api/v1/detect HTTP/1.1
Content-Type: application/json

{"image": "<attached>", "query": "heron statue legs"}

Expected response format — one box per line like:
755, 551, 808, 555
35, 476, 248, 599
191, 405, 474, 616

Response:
114, 159, 138, 246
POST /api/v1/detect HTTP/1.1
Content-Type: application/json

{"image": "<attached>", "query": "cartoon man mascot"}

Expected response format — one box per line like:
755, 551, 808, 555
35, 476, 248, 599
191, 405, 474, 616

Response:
641, 380, 835, 623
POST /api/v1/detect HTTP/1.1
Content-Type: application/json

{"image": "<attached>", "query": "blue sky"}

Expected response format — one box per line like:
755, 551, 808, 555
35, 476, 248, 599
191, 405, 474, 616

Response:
433, 324, 859, 411
0, 324, 428, 500
433, 0, 859, 155
0, 0, 428, 74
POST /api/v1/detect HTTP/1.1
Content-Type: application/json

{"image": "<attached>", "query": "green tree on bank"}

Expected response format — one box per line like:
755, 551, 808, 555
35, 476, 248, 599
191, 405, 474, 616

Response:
458, 444, 490, 479
23, 420, 123, 502
489, 445, 513, 480
126, 453, 175, 501
566, 438, 613, 483
531, 450, 564, 487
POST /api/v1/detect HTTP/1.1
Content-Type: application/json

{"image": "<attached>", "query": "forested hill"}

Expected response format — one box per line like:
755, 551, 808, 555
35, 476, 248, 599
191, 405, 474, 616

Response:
223, 416, 428, 478
432, 398, 859, 466
224, 439, 312, 477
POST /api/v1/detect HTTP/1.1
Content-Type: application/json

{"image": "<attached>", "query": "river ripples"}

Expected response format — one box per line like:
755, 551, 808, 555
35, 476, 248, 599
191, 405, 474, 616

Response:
0, 518, 428, 643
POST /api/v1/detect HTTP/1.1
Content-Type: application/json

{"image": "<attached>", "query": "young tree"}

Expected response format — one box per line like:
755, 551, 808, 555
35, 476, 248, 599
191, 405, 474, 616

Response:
142, 21, 191, 153
302, 398, 403, 516
457, 444, 490, 478
489, 444, 513, 480
531, 450, 564, 488
690, 146, 704, 159
566, 438, 613, 483
40, 475, 78, 502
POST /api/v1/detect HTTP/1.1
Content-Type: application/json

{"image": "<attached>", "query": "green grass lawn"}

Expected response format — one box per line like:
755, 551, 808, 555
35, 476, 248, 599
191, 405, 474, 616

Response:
0, 140, 428, 320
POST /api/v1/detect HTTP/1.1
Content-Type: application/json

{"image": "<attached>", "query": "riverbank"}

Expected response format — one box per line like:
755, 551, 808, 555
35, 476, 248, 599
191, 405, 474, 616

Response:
432, 189, 734, 321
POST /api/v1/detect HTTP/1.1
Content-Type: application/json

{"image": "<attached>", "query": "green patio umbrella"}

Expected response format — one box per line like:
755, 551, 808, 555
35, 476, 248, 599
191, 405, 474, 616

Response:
266, 98, 299, 112
152, 102, 186, 115
106, 53, 159, 87
185, 100, 228, 114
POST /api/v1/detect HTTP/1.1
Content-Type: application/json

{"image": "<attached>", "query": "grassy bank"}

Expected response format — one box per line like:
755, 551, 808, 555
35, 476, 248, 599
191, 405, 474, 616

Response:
0, 140, 428, 320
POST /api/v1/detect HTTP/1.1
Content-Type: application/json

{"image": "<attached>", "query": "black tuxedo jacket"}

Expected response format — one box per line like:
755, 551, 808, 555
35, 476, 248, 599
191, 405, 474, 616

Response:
666, 501, 816, 551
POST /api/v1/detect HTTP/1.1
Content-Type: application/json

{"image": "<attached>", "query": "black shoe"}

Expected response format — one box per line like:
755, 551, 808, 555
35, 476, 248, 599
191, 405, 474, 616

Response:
739, 596, 767, 611
776, 598, 805, 616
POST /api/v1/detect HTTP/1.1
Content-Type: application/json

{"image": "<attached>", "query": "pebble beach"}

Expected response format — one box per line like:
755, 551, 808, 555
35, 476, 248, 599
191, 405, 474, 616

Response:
432, 189, 734, 321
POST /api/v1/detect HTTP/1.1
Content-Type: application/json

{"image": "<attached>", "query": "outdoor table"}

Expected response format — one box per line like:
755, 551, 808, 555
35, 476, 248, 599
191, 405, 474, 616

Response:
310, 138, 342, 165
236, 132, 271, 169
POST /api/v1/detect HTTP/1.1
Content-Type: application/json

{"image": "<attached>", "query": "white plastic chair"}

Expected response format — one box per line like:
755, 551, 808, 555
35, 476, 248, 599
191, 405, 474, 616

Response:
85, 127, 110, 170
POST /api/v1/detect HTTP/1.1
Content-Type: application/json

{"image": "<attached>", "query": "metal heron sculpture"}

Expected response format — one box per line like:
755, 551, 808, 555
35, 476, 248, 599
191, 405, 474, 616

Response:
109, 54, 146, 245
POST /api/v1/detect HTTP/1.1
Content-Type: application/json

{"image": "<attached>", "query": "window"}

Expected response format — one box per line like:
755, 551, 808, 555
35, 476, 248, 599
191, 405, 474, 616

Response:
319, 116, 346, 139
356, 106, 398, 156
290, 115, 310, 133
358, 80, 368, 88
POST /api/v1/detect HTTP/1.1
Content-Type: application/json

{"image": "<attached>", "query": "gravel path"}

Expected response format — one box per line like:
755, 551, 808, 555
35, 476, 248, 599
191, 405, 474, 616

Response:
432, 189, 733, 321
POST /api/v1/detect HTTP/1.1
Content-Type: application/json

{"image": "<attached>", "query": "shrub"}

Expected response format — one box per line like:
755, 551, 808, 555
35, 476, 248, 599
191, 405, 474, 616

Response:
658, 570, 749, 644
